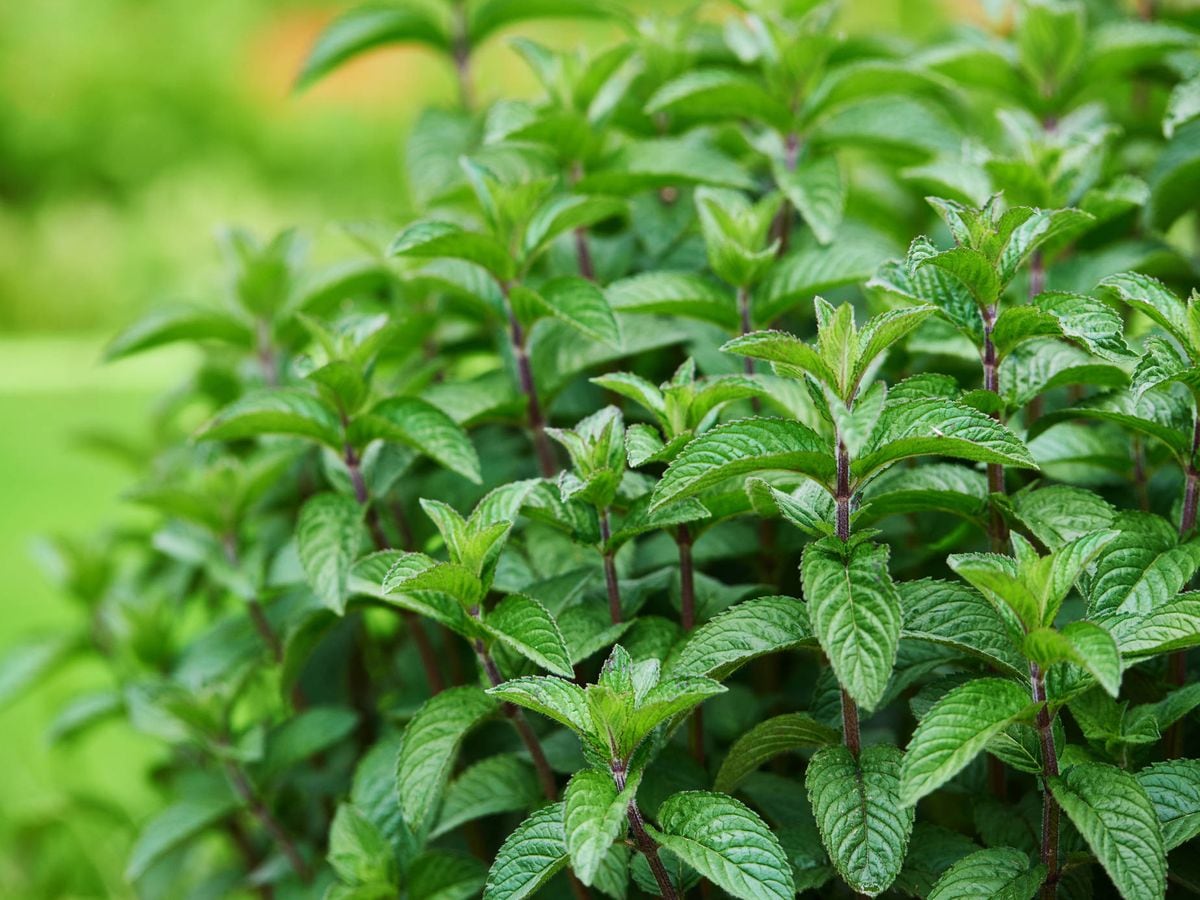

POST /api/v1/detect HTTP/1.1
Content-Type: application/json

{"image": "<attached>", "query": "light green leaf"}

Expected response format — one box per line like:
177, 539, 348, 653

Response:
520, 276, 620, 346
714, 713, 839, 793
483, 802, 569, 900
354, 397, 481, 483
1036, 291, 1132, 361
1048, 762, 1166, 900
483, 594, 573, 677
775, 155, 845, 246
854, 397, 1037, 480
296, 1, 450, 88
650, 418, 834, 512
396, 686, 498, 838
104, 307, 252, 360
126, 793, 240, 881
648, 791, 794, 900
328, 802, 396, 886
1023, 621, 1121, 697
801, 538, 901, 712
198, 388, 342, 447
487, 676, 592, 737
899, 678, 1036, 806
1099, 271, 1190, 350
926, 847, 1045, 900
722, 330, 837, 388
467, 0, 623, 44
646, 69, 792, 131
1087, 513, 1200, 617
523, 195, 625, 261
1165, 75, 1200, 139
0, 634, 77, 708
407, 851, 487, 900
563, 769, 635, 886
297, 493, 364, 615
389, 220, 514, 280
668, 595, 814, 680
806, 745, 913, 897
605, 271, 736, 329
1103, 594, 1200, 659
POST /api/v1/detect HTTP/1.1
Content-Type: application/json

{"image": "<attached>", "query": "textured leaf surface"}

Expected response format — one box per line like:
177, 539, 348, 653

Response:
1136, 760, 1200, 851
714, 713, 839, 793
562, 769, 630, 885
297, 493, 363, 614
806, 745, 913, 897
198, 388, 341, 446
126, 793, 239, 881
898, 579, 1024, 676
899, 679, 1035, 806
1049, 762, 1166, 900
1087, 513, 1200, 617
483, 802, 569, 900
668, 595, 814, 680
483, 594, 573, 677
649, 791, 794, 900
433, 755, 541, 838
650, 418, 834, 511
357, 397, 481, 483
801, 539, 901, 711
396, 686, 498, 837
926, 847, 1045, 900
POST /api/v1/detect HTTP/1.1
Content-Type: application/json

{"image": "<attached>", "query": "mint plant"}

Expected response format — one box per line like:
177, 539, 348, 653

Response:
6, 2, 1200, 899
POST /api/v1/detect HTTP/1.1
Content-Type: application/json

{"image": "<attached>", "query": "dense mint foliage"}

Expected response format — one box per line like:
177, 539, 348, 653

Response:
8, 1, 1200, 898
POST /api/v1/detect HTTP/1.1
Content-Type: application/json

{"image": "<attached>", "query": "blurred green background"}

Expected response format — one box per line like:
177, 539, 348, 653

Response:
0, 0, 953, 894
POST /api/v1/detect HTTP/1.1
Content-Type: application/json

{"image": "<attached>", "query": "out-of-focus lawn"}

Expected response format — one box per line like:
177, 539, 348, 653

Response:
0, 338, 190, 896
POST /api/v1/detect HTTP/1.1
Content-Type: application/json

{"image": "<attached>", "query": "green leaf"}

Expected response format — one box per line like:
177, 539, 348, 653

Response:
353, 397, 481, 483
668, 595, 814, 680
605, 271, 736, 329
650, 418, 834, 512
1036, 291, 1132, 361
296, 2, 450, 89
855, 305, 938, 384
467, 0, 623, 44
433, 754, 541, 838
104, 306, 252, 360
714, 714, 839, 793
579, 137, 755, 194
1136, 760, 1200, 851
483, 594, 573, 678
198, 388, 342, 447
0, 634, 76, 708
853, 397, 1037, 480
523, 195, 625, 261
407, 851, 487, 900
483, 802, 570, 900
1103, 594, 1200, 659
519, 276, 619, 346
857, 463, 988, 526
919, 247, 999, 308
926, 847, 1046, 900
996, 208, 1092, 286
1023, 622, 1122, 697
297, 493, 364, 615
806, 745, 913, 897
382, 552, 483, 609
1165, 75, 1200, 139
126, 793, 239, 881
648, 791, 795, 900
487, 676, 592, 737
329, 802, 396, 886
563, 769, 634, 885
1087, 512, 1200, 617
801, 538, 902, 712
775, 155, 844, 246
646, 69, 791, 131
396, 686, 498, 838
898, 579, 1025, 676
1048, 762, 1166, 900
991, 306, 1062, 359
261, 706, 358, 780
1099, 271, 1190, 350
389, 220, 514, 280
722, 330, 837, 389
899, 678, 1036, 806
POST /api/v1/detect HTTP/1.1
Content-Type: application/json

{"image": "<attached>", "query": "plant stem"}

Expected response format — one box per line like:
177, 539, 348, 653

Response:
772, 131, 800, 256
451, 0, 473, 111
472, 638, 558, 800
835, 437, 862, 754
1167, 417, 1200, 755
223, 758, 312, 884
1030, 663, 1060, 899
599, 509, 622, 624
737, 286, 755, 378
222, 535, 283, 664
570, 162, 596, 281
502, 286, 557, 477
344, 443, 445, 694
982, 306, 1009, 551
255, 319, 279, 387
612, 761, 679, 900
677, 524, 706, 766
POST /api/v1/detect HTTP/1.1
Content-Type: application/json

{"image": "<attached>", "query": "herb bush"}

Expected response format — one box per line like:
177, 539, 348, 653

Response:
12, 1, 1200, 898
